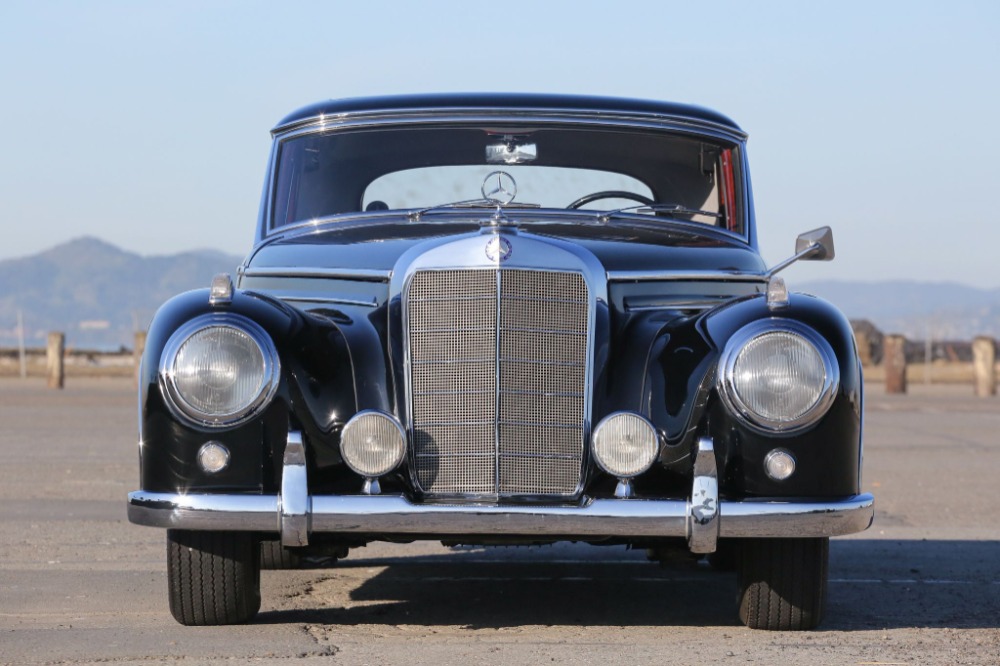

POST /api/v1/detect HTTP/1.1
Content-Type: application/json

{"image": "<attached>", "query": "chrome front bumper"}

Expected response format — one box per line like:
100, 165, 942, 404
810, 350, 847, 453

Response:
127, 436, 874, 554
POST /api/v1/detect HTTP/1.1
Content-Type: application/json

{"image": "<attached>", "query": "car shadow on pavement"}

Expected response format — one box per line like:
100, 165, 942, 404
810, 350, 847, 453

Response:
824, 539, 1000, 631
254, 539, 1000, 630
259, 556, 739, 628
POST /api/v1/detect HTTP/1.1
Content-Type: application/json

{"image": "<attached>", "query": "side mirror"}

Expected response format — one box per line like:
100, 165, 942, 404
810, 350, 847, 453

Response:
768, 226, 836, 276
795, 226, 835, 261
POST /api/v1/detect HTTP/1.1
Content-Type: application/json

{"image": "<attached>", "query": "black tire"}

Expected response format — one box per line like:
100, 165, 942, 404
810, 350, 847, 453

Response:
737, 537, 828, 630
260, 539, 301, 570
167, 530, 261, 626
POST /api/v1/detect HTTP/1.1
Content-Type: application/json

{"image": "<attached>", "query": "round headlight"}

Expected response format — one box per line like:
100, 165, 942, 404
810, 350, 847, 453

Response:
341, 411, 406, 478
160, 314, 279, 427
592, 412, 659, 479
718, 320, 838, 434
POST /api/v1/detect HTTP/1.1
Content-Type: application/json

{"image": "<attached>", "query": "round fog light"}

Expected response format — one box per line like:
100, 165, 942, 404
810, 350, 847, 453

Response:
197, 441, 230, 474
592, 412, 659, 478
341, 411, 406, 478
764, 448, 796, 481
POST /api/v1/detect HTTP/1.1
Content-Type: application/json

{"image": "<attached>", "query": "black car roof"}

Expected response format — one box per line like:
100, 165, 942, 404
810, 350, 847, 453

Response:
275, 93, 742, 133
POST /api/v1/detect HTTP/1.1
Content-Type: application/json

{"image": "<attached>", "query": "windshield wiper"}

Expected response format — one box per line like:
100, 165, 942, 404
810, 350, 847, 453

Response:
406, 199, 540, 222
596, 203, 723, 224
403, 200, 719, 225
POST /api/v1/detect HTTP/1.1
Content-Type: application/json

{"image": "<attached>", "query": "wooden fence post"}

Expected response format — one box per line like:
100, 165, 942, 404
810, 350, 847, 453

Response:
134, 330, 147, 388
47, 332, 65, 389
854, 328, 873, 368
884, 334, 907, 394
972, 336, 996, 397
17, 310, 27, 379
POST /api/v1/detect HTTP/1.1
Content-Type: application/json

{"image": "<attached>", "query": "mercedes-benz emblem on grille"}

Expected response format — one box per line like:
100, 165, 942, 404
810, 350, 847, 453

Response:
485, 235, 513, 263
481, 170, 517, 205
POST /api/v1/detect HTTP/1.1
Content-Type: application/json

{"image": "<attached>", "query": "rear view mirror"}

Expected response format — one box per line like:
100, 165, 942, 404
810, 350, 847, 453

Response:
795, 226, 835, 261
486, 141, 537, 165
768, 226, 836, 276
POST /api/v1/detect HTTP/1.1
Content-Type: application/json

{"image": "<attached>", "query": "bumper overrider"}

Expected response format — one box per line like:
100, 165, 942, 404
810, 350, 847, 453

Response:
128, 435, 874, 553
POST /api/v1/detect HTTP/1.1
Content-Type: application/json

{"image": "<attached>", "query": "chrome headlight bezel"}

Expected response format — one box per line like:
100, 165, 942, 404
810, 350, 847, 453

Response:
717, 319, 839, 436
158, 313, 280, 429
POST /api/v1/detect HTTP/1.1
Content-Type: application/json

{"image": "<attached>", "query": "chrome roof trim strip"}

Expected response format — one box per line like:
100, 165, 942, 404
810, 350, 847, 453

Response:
242, 267, 392, 282
272, 108, 748, 143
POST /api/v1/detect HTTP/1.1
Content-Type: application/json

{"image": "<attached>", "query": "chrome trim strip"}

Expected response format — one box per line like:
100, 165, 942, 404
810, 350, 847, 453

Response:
687, 437, 719, 554
280, 431, 310, 547
607, 270, 767, 283
127, 491, 875, 539
277, 295, 378, 308
241, 267, 392, 282
492, 269, 502, 493
272, 108, 749, 142
624, 303, 718, 313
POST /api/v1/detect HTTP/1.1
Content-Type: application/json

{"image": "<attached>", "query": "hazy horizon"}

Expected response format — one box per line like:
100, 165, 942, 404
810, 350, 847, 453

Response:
3, 235, 999, 353
8, 233, 998, 292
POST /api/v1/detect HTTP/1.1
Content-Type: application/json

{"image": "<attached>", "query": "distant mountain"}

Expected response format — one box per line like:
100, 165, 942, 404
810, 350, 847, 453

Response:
797, 279, 1000, 341
1, 239, 997, 349
0, 237, 244, 349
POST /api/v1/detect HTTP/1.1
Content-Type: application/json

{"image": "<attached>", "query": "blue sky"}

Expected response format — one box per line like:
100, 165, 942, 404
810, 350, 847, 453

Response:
1, 1, 998, 286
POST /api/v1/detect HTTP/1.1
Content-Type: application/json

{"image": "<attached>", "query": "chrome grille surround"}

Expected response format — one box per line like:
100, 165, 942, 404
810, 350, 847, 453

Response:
399, 232, 601, 501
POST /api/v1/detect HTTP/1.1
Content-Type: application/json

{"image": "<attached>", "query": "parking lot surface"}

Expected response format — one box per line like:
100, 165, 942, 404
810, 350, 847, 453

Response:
1, 378, 998, 665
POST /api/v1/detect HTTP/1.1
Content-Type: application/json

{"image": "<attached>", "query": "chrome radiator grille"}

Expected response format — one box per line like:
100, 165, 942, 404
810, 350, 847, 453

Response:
406, 268, 589, 497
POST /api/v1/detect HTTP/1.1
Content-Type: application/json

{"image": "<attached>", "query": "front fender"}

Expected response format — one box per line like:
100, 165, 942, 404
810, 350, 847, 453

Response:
639, 292, 862, 498
139, 289, 364, 494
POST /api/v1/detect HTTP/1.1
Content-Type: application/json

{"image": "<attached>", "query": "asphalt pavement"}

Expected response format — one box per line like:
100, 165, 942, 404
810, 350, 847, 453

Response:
1, 378, 998, 665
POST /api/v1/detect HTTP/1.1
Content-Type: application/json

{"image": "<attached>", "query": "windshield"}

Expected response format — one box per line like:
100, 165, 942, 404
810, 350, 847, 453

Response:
269, 126, 742, 233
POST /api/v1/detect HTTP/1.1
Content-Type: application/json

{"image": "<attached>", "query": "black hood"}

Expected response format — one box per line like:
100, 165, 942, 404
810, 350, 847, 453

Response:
247, 218, 766, 276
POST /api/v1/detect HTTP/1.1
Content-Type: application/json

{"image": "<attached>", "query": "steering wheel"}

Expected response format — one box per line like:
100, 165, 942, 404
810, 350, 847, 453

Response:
567, 190, 654, 209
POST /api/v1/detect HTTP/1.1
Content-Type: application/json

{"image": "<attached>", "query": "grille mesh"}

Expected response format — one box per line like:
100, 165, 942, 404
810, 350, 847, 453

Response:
407, 268, 589, 497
